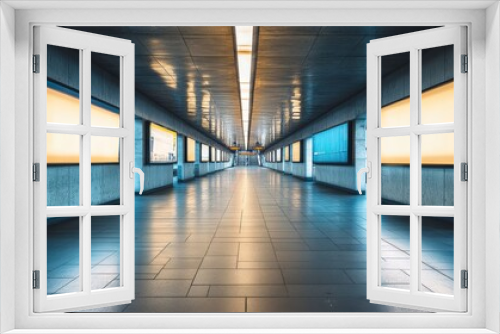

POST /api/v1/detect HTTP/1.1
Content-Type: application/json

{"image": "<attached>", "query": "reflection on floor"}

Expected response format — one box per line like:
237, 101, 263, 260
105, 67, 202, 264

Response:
46, 166, 454, 312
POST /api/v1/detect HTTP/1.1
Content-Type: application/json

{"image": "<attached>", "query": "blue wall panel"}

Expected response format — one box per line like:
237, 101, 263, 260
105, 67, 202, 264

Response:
313, 123, 349, 164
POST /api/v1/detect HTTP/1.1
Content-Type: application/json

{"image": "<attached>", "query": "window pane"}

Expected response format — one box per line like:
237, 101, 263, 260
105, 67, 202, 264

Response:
380, 52, 410, 128
381, 136, 410, 205
380, 215, 410, 290
91, 216, 121, 290
421, 45, 454, 125
91, 52, 121, 128
47, 217, 80, 295
47, 45, 80, 125
91, 136, 120, 205
421, 133, 454, 206
420, 216, 454, 295
47, 133, 80, 206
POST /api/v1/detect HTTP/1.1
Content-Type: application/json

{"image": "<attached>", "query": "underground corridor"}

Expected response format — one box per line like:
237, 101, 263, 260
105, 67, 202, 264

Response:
42, 26, 458, 313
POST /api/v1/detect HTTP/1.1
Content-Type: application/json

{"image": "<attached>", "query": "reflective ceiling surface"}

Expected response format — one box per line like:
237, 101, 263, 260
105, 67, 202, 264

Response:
70, 26, 243, 147
251, 26, 434, 147
70, 26, 434, 149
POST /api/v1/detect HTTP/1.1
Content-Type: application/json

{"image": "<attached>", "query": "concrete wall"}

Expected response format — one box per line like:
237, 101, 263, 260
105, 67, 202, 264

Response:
264, 141, 310, 179
47, 46, 231, 204
135, 119, 173, 192
283, 161, 292, 174
314, 118, 366, 192
263, 46, 454, 202
177, 134, 194, 182
199, 163, 210, 176
381, 165, 454, 206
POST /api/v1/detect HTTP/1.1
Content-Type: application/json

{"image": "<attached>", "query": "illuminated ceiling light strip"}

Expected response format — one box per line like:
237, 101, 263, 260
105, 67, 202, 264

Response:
235, 26, 253, 150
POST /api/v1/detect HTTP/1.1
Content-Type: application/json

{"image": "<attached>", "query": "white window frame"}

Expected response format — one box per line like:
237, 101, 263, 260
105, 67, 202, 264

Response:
33, 26, 136, 313
1, 1, 499, 333
366, 26, 468, 312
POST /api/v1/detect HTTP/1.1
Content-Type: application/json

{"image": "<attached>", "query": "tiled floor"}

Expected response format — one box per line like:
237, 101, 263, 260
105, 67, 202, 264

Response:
46, 166, 454, 312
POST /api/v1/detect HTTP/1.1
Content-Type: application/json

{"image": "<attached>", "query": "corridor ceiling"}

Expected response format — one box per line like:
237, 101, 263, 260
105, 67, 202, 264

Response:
70, 26, 433, 149
70, 26, 243, 147
251, 26, 433, 147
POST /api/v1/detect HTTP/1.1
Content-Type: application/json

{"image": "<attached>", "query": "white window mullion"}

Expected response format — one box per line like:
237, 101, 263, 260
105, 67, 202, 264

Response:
122, 50, 135, 293
82, 48, 92, 295
365, 49, 379, 297
409, 48, 420, 294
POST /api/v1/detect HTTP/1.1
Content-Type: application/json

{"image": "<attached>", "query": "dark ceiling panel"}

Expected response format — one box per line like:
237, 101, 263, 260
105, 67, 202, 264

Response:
68, 26, 243, 147
250, 26, 436, 147
68, 25, 437, 150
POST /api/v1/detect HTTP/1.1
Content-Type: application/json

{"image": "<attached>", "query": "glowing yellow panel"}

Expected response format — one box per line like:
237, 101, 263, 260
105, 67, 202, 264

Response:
91, 136, 119, 163
381, 81, 454, 128
150, 123, 177, 163
421, 81, 454, 125
292, 141, 302, 163
381, 136, 410, 164
201, 144, 210, 162
47, 87, 120, 164
47, 87, 80, 125
91, 104, 120, 128
380, 98, 410, 128
47, 87, 120, 128
47, 133, 80, 164
211, 147, 216, 162
186, 137, 196, 163
421, 133, 454, 165
381, 133, 454, 165
284, 146, 290, 161
381, 82, 455, 165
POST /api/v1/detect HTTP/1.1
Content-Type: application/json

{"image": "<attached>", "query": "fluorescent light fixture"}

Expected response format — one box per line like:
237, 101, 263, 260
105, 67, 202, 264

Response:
236, 26, 254, 150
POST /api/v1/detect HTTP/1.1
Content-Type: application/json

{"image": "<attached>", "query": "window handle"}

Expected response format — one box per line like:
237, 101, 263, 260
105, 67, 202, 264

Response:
357, 162, 371, 195
129, 162, 145, 195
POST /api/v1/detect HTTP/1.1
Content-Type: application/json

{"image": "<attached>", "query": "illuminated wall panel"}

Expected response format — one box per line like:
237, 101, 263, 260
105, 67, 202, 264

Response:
47, 87, 120, 164
211, 147, 216, 162
185, 137, 196, 163
381, 81, 454, 165
313, 122, 350, 164
201, 144, 210, 162
276, 148, 282, 162
149, 122, 177, 163
292, 141, 302, 163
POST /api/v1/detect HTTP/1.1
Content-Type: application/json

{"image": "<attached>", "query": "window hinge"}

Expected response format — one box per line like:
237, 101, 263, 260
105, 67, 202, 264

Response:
461, 270, 468, 289
461, 54, 468, 73
33, 163, 40, 182
461, 162, 468, 182
33, 54, 40, 73
33, 270, 40, 289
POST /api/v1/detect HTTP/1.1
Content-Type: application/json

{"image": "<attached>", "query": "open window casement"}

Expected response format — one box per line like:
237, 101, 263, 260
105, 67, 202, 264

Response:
33, 26, 140, 312
364, 26, 467, 312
